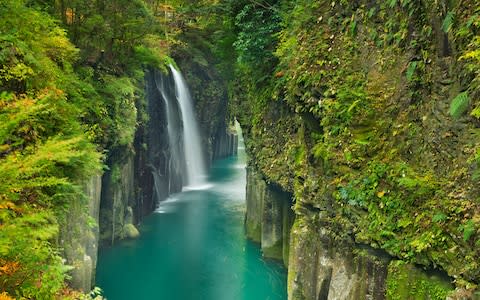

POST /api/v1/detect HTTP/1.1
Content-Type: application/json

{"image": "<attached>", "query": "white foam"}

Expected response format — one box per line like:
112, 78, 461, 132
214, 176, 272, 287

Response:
154, 195, 181, 213
182, 183, 214, 191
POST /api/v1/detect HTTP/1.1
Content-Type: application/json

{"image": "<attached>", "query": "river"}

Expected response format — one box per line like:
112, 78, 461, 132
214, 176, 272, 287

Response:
96, 138, 287, 299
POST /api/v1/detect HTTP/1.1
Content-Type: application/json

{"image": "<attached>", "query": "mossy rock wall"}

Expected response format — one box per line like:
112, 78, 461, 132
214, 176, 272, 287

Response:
98, 61, 235, 247
99, 153, 136, 245
245, 163, 457, 299
245, 166, 294, 265
386, 261, 454, 300
235, 0, 480, 297
60, 174, 102, 292
287, 213, 389, 300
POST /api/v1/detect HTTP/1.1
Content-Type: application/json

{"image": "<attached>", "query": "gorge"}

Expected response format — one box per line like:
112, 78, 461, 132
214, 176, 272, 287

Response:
96, 129, 287, 300
1, 1, 480, 300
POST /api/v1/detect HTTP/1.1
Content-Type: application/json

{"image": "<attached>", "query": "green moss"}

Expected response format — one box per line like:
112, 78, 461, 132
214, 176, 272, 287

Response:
386, 261, 454, 300
287, 219, 301, 299
123, 224, 140, 239
229, 0, 480, 288
262, 239, 284, 260
245, 220, 261, 243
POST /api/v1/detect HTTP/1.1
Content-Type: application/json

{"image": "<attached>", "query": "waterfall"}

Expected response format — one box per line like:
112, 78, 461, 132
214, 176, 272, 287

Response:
169, 65, 207, 187
154, 71, 184, 194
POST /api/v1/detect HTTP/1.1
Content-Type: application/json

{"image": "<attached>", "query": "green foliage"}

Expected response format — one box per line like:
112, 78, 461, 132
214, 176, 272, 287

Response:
0, 1, 119, 297
386, 261, 453, 300
406, 61, 417, 81
0, 208, 65, 299
432, 213, 447, 223
0, 90, 102, 297
0, 110, 102, 297
232, 2, 281, 72
61, 0, 158, 70
449, 91, 470, 119
456, 2, 480, 123
442, 11, 454, 33
134, 45, 164, 69
460, 220, 476, 242
0, 0, 78, 92
98, 75, 138, 148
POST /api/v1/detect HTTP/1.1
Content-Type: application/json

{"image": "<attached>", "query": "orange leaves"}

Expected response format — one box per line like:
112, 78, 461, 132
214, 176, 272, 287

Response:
0, 292, 14, 300
0, 201, 22, 218
0, 259, 20, 276
35, 87, 64, 100
158, 4, 175, 12
0, 86, 64, 112
0, 201, 16, 210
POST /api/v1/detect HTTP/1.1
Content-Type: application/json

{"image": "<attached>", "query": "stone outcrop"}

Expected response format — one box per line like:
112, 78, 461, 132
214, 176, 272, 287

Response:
245, 166, 294, 265
244, 163, 459, 299
60, 61, 238, 291
287, 213, 390, 300
213, 125, 238, 161
99, 153, 138, 245
61, 174, 102, 292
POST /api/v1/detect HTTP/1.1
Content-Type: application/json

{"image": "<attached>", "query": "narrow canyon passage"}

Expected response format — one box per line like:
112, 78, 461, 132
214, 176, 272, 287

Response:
95, 137, 287, 299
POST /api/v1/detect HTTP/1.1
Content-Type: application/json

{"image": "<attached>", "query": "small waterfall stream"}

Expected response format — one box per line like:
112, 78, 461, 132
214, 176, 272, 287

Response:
169, 65, 207, 188
96, 67, 287, 300
154, 71, 184, 194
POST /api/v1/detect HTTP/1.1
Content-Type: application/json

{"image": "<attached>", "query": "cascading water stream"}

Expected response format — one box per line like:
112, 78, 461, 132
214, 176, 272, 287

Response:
97, 69, 287, 300
169, 65, 207, 188
154, 71, 184, 194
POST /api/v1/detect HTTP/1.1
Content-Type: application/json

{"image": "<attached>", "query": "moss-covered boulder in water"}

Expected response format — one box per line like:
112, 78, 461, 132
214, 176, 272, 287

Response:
123, 224, 140, 239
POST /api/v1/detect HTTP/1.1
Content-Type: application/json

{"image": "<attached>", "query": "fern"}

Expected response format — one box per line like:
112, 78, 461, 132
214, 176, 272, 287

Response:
461, 220, 476, 242
388, 0, 397, 8
450, 91, 470, 119
471, 105, 480, 119
432, 212, 447, 223
442, 11, 454, 33
406, 61, 417, 81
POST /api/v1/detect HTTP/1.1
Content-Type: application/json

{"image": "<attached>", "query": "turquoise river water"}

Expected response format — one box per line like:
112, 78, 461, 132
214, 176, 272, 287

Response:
96, 142, 287, 299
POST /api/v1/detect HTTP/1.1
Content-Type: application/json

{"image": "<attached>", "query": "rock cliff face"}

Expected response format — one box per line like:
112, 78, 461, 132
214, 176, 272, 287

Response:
213, 125, 238, 161
99, 153, 136, 245
61, 174, 102, 291
245, 161, 457, 300
61, 60, 236, 290
237, 0, 480, 298
97, 65, 237, 247
245, 166, 294, 265
288, 219, 390, 300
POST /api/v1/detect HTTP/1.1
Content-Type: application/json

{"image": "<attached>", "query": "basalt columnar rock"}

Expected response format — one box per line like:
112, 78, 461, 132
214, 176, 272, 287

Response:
99, 153, 136, 245
238, 0, 480, 298
61, 174, 102, 292
245, 166, 294, 265
245, 161, 457, 299
213, 125, 238, 161
98, 63, 236, 247
85, 60, 236, 292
